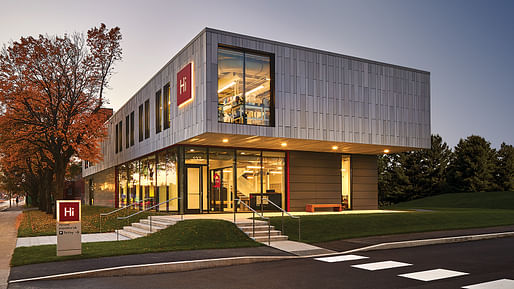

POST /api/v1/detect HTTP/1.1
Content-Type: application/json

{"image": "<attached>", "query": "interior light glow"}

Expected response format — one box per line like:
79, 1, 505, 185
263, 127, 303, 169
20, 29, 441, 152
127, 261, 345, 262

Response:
384, 149, 390, 154
222, 138, 229, 143
247, 165, 262, 169
243, 170, 254, 174
332, 145, 338, 150
245, 85, 264, 96
281, 142, 287, 147
217, 81, 236, 93
270, 171, 282, 174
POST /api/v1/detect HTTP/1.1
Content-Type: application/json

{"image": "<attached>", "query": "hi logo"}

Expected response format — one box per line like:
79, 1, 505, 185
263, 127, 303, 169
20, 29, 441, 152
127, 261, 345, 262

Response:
177, 63, 193, 107
179, 77, 187, 94
58, 201, 81, 222
64, 207, 75, 217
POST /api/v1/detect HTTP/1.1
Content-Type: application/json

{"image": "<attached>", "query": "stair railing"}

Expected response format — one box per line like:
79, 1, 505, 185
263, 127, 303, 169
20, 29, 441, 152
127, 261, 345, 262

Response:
234, 198, 271, 245
99, 197, 153, 233
263, 197, 301, 241
116, 197, 182, 241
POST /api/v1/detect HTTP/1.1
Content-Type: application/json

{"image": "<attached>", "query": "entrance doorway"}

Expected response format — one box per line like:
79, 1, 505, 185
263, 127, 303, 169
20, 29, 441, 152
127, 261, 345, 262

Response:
209, 167, 232, 212
185, 165, 203, 213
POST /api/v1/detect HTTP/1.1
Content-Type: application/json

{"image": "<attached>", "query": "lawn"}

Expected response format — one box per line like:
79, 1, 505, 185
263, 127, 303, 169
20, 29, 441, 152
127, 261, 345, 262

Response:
17, 206, 172, 237
271, 191, 514, 243
12, 219, 260, 266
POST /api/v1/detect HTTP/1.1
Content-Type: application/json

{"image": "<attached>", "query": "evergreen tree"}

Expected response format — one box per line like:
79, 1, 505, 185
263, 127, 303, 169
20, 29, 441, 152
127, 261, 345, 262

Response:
496, 143, 514, 191
449, 135, 497, 192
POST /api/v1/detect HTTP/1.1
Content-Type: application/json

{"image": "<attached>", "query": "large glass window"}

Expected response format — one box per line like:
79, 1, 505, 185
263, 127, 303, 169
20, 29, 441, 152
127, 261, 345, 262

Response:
262, 151, 285, 208
236, 150, 262, 211
341, 155, 351, 209
125, 115, 130, 149
157, 148, 178, 211
115, 123, 118, 154
209, 148, 234, 212
218, 47, 273, 126
130, 111, 135, 146
155, 90, 162, 133
118, 164, 128, 207
138, 104, 143, 142
163, 83, 170, 130
140, 155, 156, 210
118, 121, 122, 152
144, 99, 150, 139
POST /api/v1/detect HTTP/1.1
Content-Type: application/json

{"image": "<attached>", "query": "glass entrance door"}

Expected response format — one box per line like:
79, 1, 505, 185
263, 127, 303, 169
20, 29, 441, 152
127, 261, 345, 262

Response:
185, 166, 202, 212
209, 167, 232, 212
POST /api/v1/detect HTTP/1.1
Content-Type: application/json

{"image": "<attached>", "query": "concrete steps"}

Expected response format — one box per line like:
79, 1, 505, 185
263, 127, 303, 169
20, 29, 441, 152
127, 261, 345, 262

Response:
235, 220, 288, 243
116, 216, 180, 240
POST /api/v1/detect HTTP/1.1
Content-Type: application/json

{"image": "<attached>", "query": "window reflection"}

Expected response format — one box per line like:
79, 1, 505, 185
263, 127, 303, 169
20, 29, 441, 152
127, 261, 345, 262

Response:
218, 47, 272, 126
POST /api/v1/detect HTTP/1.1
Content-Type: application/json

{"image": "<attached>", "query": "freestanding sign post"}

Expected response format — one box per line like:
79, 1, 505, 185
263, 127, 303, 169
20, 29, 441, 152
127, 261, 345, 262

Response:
56, 200, 81, 256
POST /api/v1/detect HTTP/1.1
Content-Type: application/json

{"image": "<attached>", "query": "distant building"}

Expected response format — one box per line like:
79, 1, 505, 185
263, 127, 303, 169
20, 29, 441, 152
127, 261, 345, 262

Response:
82, 28, 430, 213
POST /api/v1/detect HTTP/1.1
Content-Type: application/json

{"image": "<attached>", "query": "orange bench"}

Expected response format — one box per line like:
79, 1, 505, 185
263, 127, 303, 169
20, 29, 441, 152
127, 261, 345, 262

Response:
306, 204, 342, 212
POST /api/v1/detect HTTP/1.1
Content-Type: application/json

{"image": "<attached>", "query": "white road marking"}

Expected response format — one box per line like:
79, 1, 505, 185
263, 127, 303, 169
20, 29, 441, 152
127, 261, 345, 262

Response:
314, 254, 369, 263
352, 260, 412, 271
399, 268, 468, 281
462, 279, 514, 289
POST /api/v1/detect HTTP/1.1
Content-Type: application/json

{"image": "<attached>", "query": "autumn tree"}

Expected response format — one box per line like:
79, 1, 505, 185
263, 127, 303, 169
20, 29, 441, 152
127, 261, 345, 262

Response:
0, 24, 121, 215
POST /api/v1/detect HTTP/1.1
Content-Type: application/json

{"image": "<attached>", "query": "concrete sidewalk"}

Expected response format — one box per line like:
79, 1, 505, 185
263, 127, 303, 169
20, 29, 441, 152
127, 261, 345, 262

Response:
0, 207, 22, 289
16, 232, 130, 247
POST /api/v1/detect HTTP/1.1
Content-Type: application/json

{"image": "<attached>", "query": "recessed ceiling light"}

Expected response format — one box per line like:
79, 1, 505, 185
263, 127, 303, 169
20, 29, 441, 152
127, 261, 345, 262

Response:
189, 149, 195, 152
332, 146, 338, 150
222, 138, 229, 143
384, 149, 390, 153
281, 142, 287, 147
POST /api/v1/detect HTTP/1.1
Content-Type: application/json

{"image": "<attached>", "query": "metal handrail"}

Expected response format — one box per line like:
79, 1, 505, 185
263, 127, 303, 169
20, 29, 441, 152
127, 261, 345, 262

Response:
117, 197, 181, 221
116, 197, 182, 240
263, 197, 301, 241
99, 197, 153, 233
234, 198, 271, 245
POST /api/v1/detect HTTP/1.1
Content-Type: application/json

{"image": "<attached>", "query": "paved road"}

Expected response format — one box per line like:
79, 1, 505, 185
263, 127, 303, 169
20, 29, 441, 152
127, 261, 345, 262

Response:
9, 237, 514, 289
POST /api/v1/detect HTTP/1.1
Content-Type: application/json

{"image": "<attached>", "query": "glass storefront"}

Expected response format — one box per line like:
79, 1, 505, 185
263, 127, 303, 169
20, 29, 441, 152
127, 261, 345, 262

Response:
115, 146, 286, 213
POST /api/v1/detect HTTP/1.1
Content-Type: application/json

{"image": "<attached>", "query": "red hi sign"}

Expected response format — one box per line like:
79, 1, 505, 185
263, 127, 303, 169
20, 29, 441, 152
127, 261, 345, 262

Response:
177, 62, 193, 107
57, 200, 81, 222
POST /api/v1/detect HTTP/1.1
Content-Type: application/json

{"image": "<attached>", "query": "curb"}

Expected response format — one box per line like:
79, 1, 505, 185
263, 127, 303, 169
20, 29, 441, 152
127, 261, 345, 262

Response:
9, 231, 514, 284
305, 231, 514, 258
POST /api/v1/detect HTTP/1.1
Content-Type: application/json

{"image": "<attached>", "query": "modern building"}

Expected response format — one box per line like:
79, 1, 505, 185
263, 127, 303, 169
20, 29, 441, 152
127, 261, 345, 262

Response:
82, 28, 430, 214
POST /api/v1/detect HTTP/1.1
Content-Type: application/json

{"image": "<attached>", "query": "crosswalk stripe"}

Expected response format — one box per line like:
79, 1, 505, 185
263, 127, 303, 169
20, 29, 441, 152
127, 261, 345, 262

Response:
462, 279, 514, 289
399, 268, 468, 281
352, 260, 412, 271
314, 254, 369, 263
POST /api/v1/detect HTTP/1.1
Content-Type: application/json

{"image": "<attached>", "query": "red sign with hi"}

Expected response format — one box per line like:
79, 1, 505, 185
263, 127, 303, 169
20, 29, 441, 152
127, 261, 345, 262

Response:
58, 201, 80, 222
177, 63, 193, 107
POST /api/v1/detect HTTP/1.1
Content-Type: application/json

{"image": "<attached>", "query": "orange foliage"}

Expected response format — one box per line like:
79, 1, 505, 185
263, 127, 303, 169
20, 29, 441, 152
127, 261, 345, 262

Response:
0, 23, 122, 202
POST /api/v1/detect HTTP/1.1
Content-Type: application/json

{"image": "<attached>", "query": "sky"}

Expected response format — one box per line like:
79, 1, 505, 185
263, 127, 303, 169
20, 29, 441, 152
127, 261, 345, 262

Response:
1, 0, 513, 149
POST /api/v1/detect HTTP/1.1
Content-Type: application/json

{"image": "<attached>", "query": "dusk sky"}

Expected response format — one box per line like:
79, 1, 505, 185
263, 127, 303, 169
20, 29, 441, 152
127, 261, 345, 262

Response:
1, 0, 512, 149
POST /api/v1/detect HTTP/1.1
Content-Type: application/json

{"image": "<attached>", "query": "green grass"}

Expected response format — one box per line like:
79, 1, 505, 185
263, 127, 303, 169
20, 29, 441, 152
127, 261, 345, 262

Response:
17, 206, 171, 237
386, 191, 514, 210
271, 191, 514, 243
12, 219, 260, 266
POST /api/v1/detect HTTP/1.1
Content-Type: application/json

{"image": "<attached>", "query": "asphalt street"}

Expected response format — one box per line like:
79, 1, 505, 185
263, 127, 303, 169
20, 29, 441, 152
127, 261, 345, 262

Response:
9, 237, 514, 289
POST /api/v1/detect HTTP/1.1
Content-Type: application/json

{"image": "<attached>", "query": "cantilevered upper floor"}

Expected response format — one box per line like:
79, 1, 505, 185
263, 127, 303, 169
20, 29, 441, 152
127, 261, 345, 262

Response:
83, 28, 430, 176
